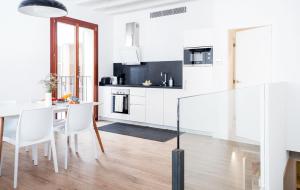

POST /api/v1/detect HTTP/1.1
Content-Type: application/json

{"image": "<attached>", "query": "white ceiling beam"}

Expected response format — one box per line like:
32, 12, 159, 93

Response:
73, 0, 95, 4
93, 0, 147, 10
102, 0, 192, 15
75, 0, 106, 6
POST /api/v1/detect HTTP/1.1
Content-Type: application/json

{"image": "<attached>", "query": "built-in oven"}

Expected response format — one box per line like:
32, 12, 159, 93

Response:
184, 46, 213, 65
112, 89, 129, 114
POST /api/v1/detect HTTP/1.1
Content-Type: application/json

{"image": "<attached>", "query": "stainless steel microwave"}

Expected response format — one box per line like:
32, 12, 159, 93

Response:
184, 47, 213, 65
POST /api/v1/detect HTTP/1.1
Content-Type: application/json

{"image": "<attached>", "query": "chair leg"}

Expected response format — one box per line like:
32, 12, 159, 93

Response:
90, 129, 99, 160
13, 146, 19, 189
44, 143, 48, 157
74, 134, 78, 153
32, 145, 38, 166
50, 136, 58, 173
31, 145, 34, 161
64, 136, 68, 170
0, 149, 4, 176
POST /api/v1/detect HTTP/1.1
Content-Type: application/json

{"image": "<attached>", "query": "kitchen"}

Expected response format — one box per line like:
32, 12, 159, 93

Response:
99, 18, 215, 132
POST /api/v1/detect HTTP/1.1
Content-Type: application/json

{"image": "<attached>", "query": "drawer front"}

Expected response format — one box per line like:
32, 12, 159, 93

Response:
130, 88, 146, 97
130, 96, 145, 105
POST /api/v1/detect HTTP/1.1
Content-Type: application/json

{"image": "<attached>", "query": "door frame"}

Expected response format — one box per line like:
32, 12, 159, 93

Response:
50, 17, 99, 119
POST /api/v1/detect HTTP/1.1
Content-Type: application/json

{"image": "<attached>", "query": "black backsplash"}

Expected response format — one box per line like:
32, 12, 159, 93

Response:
113, 61, 182, 86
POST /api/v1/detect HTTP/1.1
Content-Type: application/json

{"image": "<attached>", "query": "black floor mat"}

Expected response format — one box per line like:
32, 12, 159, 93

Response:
99, 122, 178, 142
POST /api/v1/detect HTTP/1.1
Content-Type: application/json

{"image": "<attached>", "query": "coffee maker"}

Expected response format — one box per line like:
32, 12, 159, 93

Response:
117, 74, 125, 85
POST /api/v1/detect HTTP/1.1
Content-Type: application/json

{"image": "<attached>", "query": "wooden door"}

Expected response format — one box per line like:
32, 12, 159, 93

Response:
50, 17, 99, 119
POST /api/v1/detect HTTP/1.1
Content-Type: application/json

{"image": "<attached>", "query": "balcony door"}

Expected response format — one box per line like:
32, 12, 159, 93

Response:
50, 17, 98, 118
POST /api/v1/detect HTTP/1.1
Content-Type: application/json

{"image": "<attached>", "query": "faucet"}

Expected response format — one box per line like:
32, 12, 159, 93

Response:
160, 72, 167, 86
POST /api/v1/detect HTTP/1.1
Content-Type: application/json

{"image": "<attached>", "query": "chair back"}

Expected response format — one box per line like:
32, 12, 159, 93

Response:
17, 107, 53, 144
66, 103, 93, 134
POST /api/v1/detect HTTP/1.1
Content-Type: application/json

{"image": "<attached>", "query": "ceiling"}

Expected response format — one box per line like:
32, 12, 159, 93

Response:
72, 0, 193, 15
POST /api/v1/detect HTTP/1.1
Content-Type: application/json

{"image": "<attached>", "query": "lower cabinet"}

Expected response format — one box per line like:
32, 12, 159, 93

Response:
99, 86, 182, 128
130, 105, 145, 123
129, 93, 146, 123
163, 89, 183, 127
146, 89, 164, 125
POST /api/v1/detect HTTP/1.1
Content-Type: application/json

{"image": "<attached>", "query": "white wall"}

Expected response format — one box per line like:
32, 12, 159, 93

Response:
113, 0, 214, 62
284, 0, 300, 82
0, 0, 113, 102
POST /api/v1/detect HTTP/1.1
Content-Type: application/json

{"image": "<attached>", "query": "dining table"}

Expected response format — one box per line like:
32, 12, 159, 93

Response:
0, 102, 105, 161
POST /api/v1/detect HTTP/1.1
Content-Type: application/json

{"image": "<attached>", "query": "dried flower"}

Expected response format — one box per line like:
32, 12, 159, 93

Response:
41, 74, 58, 93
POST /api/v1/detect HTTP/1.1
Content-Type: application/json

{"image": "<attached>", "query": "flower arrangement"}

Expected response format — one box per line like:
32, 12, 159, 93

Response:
41, 73, 58, 93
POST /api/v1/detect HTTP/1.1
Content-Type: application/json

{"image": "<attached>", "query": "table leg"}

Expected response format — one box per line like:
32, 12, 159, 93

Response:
93, 118, 104, 153
0, 117, 4, 167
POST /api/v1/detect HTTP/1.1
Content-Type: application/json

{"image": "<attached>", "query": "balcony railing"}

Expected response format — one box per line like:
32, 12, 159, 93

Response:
56, 75, 92, 102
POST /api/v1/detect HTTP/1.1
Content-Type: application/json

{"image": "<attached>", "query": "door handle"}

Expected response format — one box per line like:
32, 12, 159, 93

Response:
233, 79, 241, 84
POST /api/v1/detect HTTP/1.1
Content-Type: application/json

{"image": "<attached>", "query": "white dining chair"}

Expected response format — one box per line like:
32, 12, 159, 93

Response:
0, 101, 18, 133
50, 103, 98, 169
0, 101, 33, 157
0, 107, 58, 189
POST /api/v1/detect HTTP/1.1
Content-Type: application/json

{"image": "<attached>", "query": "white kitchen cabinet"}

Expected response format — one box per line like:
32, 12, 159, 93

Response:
163, 89, 184, 127
183, 66, 214, 96
99, 86, 112, 118
130, 95, 145, 105
146, 89, 164, 125
130, 94, 146, 123
130, 105, 145, 123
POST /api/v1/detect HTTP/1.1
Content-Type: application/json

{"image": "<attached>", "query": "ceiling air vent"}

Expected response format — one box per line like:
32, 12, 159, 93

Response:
150, 7, 186, 19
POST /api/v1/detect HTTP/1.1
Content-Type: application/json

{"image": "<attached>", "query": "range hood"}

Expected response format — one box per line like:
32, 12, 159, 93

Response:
120, 22, 141, 65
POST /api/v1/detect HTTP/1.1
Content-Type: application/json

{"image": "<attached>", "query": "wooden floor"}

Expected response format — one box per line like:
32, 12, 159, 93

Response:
0, 121, 259, 190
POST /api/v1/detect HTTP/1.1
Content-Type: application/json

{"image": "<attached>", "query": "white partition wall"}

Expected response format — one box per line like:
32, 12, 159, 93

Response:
179, 85, 264, 190
178, 82, 299, 190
